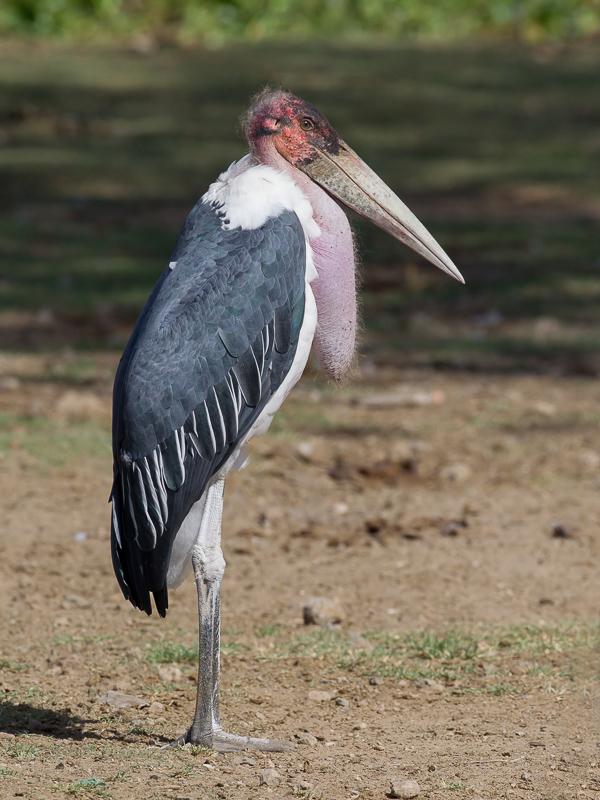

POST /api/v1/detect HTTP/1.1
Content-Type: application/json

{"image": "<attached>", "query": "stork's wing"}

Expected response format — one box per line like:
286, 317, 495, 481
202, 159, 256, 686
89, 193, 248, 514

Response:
111, 201, 307, 615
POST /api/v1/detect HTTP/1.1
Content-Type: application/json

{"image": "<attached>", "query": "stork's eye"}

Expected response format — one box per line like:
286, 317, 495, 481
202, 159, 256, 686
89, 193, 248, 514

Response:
299, 117, 315, 131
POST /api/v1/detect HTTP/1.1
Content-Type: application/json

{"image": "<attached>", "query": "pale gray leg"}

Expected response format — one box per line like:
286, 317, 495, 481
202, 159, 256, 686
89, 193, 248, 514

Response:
179, 477, 293, 752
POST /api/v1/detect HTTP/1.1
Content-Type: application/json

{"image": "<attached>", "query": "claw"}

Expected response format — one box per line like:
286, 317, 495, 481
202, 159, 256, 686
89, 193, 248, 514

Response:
168, 727, 295, 752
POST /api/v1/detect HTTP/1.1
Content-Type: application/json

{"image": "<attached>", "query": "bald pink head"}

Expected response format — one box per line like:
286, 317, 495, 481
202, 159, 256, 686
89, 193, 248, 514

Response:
244, 89, 341, 168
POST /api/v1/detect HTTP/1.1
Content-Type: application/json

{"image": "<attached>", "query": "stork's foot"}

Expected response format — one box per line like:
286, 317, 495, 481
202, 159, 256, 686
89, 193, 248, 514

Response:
177, 726, 294, 752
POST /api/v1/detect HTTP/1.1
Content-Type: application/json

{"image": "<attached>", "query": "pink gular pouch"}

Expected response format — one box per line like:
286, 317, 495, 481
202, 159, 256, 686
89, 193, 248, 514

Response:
246, 89, 464, 380
305, 184, 357, 380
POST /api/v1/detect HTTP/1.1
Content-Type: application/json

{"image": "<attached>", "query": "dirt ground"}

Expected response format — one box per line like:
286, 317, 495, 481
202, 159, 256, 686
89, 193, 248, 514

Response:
0, 352, 598, 800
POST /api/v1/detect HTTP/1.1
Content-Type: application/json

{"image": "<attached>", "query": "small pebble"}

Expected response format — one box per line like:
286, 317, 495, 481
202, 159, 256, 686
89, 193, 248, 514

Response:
157, 664, 183, 683
440, 519, 468, 537
369, 676, 383, 686
259, 767, 280, 787
295, 440, 315, 461
307, 689, 336, 702
335, 697, 349, 708
296, 732, 318, 746
303, 596, 344, 627
551, 523, 574, 539
97, 690, 148, 710
389, 779, 420, 799
440, 462, 471, 483
420, 678, 444, 693
533, 401, 556, 416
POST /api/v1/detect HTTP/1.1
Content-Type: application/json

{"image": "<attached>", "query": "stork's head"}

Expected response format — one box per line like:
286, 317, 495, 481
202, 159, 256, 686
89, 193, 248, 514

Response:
245, 89, 463, 283
245, 90, 341, 167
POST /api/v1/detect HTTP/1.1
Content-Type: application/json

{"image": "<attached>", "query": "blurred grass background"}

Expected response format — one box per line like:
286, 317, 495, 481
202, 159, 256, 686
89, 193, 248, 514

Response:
0, 5, 599, 373
1, 0, 600, 42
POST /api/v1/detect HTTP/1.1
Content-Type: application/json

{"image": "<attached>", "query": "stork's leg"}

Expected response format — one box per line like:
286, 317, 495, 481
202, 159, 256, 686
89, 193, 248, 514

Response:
180, 477, 293, 752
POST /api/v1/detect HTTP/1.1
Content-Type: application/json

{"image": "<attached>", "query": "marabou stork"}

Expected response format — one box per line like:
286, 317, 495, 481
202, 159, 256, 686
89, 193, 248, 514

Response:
110, 89, 463, 752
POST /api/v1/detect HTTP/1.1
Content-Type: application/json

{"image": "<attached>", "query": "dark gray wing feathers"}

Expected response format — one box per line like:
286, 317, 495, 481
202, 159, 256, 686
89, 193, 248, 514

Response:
111, 201, 306, 616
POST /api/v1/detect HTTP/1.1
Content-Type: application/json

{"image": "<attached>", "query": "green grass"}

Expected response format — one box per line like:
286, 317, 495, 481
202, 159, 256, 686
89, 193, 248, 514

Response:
0, 413, 110, 466
494, 620, 599, 654
256, 624, 283, 638
66, 778, 109, 797
260, 621, 599, 690
1, 0, 598, 42
222, 641, 247, 656
404, 630, 479, 661
42, 356, 105, 386
3, 741, 41, 761
145, 638, 246, 663
0, 660, 27, 672
485, 683, 519, 696
0, 767, 16, 778
446, 781, 466, 791
145, 641, 196, 664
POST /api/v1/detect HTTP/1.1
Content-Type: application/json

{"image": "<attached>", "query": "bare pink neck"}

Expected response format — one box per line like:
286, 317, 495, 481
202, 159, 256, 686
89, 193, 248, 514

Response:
252, 140, 357, 379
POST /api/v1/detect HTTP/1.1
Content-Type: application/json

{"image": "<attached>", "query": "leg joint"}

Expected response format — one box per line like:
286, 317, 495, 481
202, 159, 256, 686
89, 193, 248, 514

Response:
192, 543, 226, 584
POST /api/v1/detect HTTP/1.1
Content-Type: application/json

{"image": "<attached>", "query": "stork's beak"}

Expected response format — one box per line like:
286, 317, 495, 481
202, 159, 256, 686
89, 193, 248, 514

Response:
297, 140, 464, 283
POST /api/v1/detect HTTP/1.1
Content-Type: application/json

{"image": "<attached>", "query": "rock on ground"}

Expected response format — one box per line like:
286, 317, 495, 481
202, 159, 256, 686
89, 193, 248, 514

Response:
302, 596, 344, 627
156, 664, 183, 682
259, 768, 280, 787
307, 689, 336, 702
97, 690, 148, 710
389, 778, 420, 798
439, 462, 471, 483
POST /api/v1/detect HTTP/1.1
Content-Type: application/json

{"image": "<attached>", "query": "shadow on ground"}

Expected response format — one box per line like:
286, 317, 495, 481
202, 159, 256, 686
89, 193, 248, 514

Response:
0, 700, 168, 744
0, 701, 96, 740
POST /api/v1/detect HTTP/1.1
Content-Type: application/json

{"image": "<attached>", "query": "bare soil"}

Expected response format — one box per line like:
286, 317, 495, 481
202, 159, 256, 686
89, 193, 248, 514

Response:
0, 354, 599, 799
